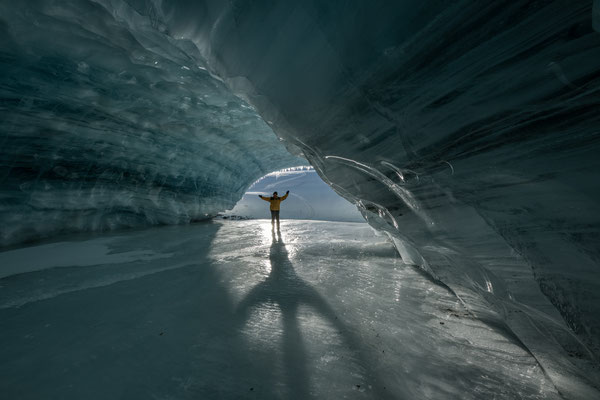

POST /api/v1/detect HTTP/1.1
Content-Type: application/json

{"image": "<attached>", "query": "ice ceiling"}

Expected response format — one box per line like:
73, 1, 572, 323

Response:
1, 1, 600, 397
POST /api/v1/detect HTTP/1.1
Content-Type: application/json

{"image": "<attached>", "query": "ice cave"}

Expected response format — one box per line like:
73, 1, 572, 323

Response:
1, 1, 600, 399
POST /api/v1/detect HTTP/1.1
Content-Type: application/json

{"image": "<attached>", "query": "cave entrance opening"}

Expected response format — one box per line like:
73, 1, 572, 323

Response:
222, 166, 364, 222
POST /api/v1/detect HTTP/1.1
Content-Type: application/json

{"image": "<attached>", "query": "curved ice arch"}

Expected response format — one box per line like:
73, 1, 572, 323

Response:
1, 1, 600, 397
158, 1, 600, 397
0, 0, 305, 246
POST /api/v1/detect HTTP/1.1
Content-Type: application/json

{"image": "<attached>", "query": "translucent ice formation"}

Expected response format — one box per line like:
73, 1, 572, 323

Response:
1, 1, 599, 398
166, 1, 600, 397
0, 0, 304, 246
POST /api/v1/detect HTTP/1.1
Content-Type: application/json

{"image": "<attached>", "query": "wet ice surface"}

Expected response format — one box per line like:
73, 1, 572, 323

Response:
0, 220, 559, 399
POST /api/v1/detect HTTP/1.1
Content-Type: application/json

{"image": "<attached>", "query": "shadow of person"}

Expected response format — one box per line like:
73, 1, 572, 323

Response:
235, 231, 394, 399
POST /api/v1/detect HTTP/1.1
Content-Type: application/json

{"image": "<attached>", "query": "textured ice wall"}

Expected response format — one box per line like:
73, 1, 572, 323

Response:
2, 0, 600, 397
0, 0, 304, 246
156, 0, 600, 397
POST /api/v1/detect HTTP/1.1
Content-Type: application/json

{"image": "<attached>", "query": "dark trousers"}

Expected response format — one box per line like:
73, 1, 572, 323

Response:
270, 210, 280, 226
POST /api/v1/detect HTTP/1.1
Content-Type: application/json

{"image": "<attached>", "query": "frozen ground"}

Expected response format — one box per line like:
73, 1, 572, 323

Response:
1, 4, 599, 396
0, 220, 559, 399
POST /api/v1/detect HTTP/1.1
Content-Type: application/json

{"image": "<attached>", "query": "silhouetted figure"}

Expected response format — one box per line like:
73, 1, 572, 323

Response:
259, 190, 289, 230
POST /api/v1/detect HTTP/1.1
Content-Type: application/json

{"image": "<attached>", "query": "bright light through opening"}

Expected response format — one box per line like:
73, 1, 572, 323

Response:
223, 167, 364, 223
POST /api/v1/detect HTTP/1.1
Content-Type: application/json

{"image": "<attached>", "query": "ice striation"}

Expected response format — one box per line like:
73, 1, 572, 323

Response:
1, 1, 600, 399
0, 0, 305, 247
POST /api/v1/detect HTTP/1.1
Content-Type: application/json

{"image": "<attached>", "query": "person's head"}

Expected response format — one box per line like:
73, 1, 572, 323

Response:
273, 191, 278, 197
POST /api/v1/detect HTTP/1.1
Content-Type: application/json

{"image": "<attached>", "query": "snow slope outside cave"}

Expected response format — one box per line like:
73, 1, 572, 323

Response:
223, 167, 365, 223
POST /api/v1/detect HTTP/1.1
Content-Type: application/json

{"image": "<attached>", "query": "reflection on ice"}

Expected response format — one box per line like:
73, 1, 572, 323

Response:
0, 237, 173, 279
0, 220, 561, 399
235, 229, 390, 399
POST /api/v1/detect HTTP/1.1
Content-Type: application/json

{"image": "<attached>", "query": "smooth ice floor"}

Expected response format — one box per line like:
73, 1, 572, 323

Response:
0, 220, 559, 399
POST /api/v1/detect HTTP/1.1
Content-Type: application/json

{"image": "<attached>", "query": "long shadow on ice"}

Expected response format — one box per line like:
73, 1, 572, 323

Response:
235, 230, 395, 400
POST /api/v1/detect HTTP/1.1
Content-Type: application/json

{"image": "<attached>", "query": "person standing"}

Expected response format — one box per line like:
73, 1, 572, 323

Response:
259, 190, 289, 230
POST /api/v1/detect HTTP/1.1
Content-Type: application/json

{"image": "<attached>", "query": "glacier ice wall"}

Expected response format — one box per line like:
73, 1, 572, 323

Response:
1, 0, 600, 398
160, 0, 600, 397
0, 0, 304, 246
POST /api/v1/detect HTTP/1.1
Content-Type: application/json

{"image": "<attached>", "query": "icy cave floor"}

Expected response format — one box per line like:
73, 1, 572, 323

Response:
0, 220, 560, 400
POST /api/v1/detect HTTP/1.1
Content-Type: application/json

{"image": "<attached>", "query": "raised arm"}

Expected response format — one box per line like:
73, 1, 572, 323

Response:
258, 195, 271, 202
281, 190, 290, 200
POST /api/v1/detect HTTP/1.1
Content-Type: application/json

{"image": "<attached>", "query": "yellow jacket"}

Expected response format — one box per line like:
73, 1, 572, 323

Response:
259, 193, 289, 211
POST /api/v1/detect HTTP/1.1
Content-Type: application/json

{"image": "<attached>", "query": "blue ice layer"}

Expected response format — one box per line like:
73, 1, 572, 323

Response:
1, 1, 599, 397
0, 0, 305, 246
